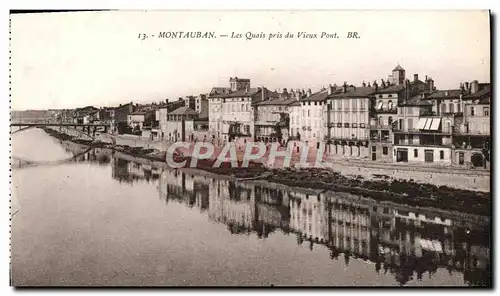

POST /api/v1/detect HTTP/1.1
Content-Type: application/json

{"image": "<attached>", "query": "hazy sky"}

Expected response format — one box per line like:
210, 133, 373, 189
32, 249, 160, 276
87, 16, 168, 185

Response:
10, 10, 490, 110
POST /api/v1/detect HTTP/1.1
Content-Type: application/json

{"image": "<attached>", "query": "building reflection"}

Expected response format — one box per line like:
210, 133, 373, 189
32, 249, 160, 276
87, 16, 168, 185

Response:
106, 155, 490, 287
109, 154, 161, 184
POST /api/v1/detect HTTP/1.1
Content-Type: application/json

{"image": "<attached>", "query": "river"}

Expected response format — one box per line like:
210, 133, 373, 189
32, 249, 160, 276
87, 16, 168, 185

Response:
10, 128, 491, 287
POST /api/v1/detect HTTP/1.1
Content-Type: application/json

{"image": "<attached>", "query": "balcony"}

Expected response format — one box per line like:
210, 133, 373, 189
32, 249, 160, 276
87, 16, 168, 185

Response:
393, 128, 453, 136
254, 120, 278, 126
374, 108, 397, 114
369, 124, 393, 130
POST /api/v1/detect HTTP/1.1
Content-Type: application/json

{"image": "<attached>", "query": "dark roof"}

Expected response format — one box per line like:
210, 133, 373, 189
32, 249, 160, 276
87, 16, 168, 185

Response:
255, 97, 298, 106
463, 84, 491, 100
209, 88, 259, 98
169, 106, 198, 116
209, 88, 279, 102
290, 101, 301, 106
301, 89, 329, 102
328, 87, 376, 99
373, 84, 404, 94
393, 65, 405, 71
411, 79, 426, 86
112, 102, 133, 110
209, 87, 231, 96
427, 89, 462, 99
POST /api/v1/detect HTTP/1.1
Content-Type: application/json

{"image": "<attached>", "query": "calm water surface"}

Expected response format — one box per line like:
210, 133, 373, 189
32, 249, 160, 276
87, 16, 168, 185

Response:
11, 128, 491, 286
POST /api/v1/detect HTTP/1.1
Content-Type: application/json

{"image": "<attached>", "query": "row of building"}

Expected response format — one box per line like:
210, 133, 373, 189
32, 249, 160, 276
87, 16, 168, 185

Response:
55, 65, 491, 168
202, 67, 490, 168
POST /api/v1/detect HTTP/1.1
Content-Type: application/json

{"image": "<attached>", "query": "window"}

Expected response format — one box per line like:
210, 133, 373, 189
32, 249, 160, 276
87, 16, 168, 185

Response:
352, 123, 357, 128
378, 116, 383, 125
408, 118, 413, 130
388, 116, 393, 126
414, 149, 418, 158
377, 101, 383, 110
440, 150, 444, 160
457, 103, 461, 113
383, 146, 388, 155
407, 107, 413, 115
360, 123, 365, 128
471, 107, 475, 116
388, 100, 393, 110
388, 94, 393, 98
314, 102, 317, 106
308, 110, 310, 117
449, 103, 454, 113
372, 146, 376, 152
484, 107, 490, 116
360, 100, 365, 110
378, 95, 383, 98
441, 103, 446, 113
344, 123, 350, 128
337, 123, 341, 128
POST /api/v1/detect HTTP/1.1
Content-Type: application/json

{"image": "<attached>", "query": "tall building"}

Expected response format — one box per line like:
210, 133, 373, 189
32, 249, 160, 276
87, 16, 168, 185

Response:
325, 83, 373, 157
388, 64, 406, 85
208, 78, 278, 144
298, 88, 329, 148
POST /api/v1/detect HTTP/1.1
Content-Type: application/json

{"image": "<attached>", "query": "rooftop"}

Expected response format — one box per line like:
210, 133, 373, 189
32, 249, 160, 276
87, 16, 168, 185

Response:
301, 89, 330, 102
255, 97, 298, 106
169, 106, 198, 116
463, 83, 491, 100
373, 84, 404, 94
427, 89, 462, 99
209, 88, 260, 98
393, 64, 405, 71
328, 86, 376, 99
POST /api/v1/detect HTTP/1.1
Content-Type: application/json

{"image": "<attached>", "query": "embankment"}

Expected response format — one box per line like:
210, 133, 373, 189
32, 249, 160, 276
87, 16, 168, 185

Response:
42, 127, 491, 217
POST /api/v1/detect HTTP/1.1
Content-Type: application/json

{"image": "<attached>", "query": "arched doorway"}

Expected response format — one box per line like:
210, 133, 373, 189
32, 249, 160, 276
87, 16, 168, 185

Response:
471, 153, 484, 168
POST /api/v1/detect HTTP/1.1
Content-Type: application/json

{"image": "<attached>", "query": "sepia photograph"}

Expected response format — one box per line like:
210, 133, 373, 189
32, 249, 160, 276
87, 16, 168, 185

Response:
9, 10, 491, 287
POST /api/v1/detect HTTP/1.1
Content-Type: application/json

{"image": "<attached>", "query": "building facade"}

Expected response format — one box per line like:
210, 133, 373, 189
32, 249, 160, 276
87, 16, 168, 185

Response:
208, 77, 278, 145
326, 84, 373, 158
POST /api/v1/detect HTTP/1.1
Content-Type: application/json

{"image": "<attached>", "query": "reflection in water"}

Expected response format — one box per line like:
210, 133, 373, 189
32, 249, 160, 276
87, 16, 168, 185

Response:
104, 152, 490, 287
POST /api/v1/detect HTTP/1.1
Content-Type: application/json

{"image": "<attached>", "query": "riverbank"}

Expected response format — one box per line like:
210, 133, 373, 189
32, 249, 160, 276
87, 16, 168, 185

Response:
42, 127, 490, 217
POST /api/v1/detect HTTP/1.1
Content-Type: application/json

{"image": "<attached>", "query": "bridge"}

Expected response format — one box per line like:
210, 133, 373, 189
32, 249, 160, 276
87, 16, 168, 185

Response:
10, 122, 110, 138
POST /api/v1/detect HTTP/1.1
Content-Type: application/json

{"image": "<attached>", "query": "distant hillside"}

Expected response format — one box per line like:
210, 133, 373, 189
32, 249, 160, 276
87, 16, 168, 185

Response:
11, 110, 54, 123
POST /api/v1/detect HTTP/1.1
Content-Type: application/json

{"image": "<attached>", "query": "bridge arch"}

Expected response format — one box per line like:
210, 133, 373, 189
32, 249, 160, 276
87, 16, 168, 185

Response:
11, 124, 100, 141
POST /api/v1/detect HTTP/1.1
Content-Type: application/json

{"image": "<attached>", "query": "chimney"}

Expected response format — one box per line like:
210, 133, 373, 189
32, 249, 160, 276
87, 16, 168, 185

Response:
414, 74, 418, 82
460, 83, 465, 91
343, 82, 347, 93
427, 78, 435, 92
425, 75, 428, 81
374, 81, 378, 92
246, 84, 250, 92
283, 88, 288, 95
367, 82, 371, 88
405, 79, 411, 102
465, 82, 470, 92
261, 87, 267, 101
471, 80, 479, 94
328, 84, 334, 95
381, 79, 386, 88
362, 81, 366, 87
307, 89, 312, 97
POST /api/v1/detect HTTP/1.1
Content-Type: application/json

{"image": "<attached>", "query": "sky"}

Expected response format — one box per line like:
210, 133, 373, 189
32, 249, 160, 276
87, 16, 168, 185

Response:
10, 10, 490, 110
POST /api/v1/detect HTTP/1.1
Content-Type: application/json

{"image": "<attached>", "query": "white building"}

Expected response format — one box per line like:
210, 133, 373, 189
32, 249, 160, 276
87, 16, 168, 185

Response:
298, 88, 328, 148
208, 77, 278, 144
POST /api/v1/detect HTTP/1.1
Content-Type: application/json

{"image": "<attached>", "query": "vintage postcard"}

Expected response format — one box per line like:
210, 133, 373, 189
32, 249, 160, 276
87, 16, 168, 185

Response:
9, 10, 491, 287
